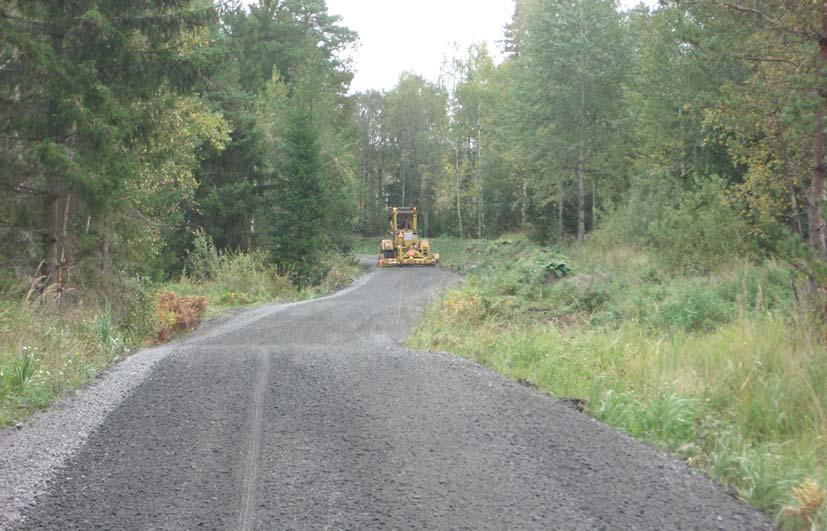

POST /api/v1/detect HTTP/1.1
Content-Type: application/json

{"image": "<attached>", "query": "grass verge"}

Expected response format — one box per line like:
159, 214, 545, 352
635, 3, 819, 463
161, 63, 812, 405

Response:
409, 235, 826, 529
0, 251, 362, 427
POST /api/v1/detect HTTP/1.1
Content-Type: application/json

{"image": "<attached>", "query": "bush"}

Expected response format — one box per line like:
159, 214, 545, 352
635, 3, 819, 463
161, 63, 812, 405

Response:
314, 254, 361, 294
544, 275, 612, 316
115, 275, 157, 344
214, 250, 295, 300
652, 176, 750, 273
652, 279, 734, 331
1, 352, 36, 400
186, 229, 220, 282
92, 305, 125, 360
155, 291, 207, 342
593, 175, 750, 274
168, 246, 301, 309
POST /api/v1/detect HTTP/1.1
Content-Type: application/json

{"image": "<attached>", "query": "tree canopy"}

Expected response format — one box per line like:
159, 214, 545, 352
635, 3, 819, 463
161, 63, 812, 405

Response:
1, 0, 825, 288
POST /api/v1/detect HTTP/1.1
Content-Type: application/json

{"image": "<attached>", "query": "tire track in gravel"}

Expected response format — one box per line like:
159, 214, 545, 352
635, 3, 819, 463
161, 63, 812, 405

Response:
238, 350, 271, 531
0, 261, 376, 529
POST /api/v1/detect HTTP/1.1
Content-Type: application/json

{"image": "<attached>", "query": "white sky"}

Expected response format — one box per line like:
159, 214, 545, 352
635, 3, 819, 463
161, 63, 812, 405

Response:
326, 0, 514, 93
326, 0, 656, 93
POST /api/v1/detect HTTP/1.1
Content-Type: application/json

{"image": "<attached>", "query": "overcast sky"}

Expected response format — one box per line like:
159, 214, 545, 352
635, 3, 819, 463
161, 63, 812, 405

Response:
326, 0, 656, 93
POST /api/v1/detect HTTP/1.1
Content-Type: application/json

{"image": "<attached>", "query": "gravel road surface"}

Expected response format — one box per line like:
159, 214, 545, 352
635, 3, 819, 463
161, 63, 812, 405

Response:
2, 260, 772, 530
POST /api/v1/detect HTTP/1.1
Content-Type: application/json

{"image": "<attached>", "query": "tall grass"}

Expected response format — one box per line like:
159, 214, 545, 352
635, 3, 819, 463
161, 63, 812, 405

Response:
410, 236, 826, 528
167, 250, 361, 313
0, 301, 116, 425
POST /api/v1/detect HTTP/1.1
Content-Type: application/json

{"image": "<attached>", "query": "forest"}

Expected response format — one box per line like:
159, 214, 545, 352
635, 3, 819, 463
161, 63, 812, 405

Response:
1, 0, 826, 526
1, 0, 825, 285
355, 1, 826, 260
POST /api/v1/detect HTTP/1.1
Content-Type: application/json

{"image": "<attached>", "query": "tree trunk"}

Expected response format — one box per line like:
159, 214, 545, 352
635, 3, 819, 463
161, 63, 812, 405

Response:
809, 3, 827, 254
41, 2, 69, 286
592, 172, 597, 231
558, 181, 564, 239
476, 112, 484, 239
98, 215, 111, 275
521, 175, 529, 229
41, 182, 71, 284
42, 180, 63, 282
401, 159, 406, 206
577, 83, 586, 241
376, 153, 384, 234
248, 215, 255, 251
768, 114, 803, 236
455, 143, 463, 238
781, 141, 803, 238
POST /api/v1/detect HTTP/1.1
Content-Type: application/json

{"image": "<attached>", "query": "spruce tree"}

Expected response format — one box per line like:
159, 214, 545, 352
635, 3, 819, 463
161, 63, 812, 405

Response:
1, 0, 216, 284
261, 105, 329, 285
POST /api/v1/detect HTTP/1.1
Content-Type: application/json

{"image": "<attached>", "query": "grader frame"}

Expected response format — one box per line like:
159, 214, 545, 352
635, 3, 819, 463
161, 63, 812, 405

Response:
377, 207, 439, 267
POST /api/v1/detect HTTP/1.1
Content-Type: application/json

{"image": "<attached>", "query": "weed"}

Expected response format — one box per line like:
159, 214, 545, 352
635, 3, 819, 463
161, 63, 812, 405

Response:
155, 291, 208, 342
186, 229, 221, 282
653, 280, 734, 331
784, 478, 825, 530
93, 307, 125, 360
1, 352, 36, 398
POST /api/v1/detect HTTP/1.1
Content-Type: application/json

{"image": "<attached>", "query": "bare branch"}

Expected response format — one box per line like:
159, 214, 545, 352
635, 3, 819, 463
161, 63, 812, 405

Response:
0, 225, 47, 236
0, 181, 46, 196
677, 1, 820, 40
720, 2, 820, 40
741, 55, 802, 68
0, 9, 48, 29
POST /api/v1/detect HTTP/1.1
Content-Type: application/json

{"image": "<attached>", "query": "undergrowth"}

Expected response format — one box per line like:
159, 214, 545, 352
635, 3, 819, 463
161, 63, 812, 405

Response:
165, 231, 361, 316
410, 235, 826, 529
0, 296, 140, 426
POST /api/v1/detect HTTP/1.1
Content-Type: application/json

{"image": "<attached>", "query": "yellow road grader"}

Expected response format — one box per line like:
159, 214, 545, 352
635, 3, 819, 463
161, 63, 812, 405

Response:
378, 207, 439, 267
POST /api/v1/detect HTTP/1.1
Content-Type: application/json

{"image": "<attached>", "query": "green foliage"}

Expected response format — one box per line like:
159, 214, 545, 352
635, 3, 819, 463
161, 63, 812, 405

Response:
545, 258, 571, 278
186, 229, 221, 282
653, 280, 734, 332
93, 305, 125, 361
354, 74, 447, 236
111, 276, 158, 345
652, 177, 751, 273
188, 0, 358, 263
593, 176, 750, 274
170, 248, 299, 311
260, 106, 330, 286
0, 304, 111, 426
779, 232, 827, 317
1, 0, 223, 281
1, 353, 37, 400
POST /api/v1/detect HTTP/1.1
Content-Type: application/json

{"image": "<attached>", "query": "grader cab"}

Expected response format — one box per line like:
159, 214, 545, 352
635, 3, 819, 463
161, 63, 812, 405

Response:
378, 207, 439, 267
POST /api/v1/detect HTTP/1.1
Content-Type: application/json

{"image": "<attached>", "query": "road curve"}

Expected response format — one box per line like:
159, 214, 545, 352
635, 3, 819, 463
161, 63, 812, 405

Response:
8, 260, 771, 530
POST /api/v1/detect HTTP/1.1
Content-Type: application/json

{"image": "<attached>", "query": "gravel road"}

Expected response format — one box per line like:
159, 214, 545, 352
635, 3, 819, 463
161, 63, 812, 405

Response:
2, 260, 773, 530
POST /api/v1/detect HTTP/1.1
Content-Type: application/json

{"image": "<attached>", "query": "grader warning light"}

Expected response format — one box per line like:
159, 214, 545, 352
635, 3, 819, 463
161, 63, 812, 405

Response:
377, 207, 439, 267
